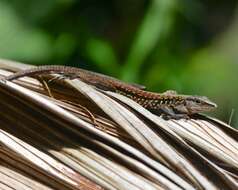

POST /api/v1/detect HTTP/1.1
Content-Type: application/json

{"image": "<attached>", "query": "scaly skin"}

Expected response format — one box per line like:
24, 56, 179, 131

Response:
4, 65, 217, 119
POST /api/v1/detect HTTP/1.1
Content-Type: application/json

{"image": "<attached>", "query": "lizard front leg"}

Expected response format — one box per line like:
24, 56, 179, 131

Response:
159, 106, 189, 120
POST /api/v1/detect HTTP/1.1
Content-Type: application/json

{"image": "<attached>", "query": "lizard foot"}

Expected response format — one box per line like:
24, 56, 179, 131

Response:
160, 113, 190, 120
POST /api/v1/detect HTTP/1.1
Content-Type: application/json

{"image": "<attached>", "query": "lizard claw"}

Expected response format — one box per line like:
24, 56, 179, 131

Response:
0, 76, 7, 83
160, 114, 190, 120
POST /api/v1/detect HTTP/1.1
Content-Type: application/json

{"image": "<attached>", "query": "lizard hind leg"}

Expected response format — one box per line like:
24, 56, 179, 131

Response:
37, 74, 69, 98
42, 73, 79, 97
48, 73, 74, 83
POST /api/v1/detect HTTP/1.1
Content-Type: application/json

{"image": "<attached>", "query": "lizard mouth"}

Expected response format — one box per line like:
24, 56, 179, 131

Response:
189, 102, 217, 114
202, 103, 217, 112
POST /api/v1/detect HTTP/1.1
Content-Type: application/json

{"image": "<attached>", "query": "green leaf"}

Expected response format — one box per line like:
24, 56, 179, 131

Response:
122, 0, 176, 82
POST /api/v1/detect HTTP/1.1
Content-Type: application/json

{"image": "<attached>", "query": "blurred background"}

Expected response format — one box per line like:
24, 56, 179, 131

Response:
0, 0, 237, 126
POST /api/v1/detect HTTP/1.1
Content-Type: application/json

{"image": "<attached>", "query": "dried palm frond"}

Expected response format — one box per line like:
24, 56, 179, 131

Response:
0, 59, 237, 190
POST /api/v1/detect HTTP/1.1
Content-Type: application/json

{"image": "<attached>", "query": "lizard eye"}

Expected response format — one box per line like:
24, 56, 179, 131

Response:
195, 99, 201, 103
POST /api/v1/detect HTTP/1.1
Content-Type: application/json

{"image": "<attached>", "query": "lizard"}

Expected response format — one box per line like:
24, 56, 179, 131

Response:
3, 65, 217, 119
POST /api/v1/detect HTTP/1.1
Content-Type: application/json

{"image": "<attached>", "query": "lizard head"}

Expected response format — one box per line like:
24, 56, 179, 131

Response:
183, 96, 217, 114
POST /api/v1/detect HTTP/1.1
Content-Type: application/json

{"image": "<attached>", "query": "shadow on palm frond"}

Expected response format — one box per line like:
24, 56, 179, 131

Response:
0, 59, 237, 190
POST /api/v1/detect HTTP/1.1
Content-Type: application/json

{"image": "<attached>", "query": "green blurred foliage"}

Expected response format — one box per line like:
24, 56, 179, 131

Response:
0, 0, 238, 126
